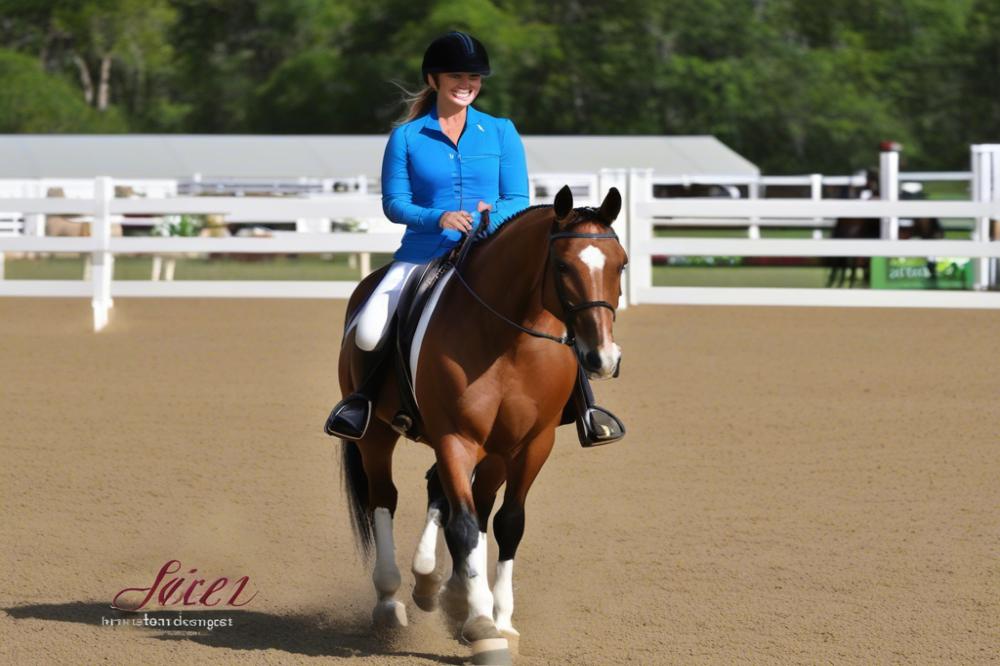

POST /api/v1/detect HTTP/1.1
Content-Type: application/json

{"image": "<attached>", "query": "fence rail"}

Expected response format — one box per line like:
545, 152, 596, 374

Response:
638, 199, 1000, 219
0, 165, 998, 331
645, 238, 1000, 258
626, 165, 1000, 310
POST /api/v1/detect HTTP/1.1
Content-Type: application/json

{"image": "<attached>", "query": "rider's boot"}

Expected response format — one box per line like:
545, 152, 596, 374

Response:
324, 343, 392, 440
567, 363, 625, 447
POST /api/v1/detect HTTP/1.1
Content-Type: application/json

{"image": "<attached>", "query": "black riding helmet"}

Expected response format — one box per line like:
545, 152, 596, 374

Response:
421, 31, 491, 81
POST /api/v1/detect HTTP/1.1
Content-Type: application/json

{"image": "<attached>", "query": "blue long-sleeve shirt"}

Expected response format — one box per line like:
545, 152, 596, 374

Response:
381, 104, 530, 262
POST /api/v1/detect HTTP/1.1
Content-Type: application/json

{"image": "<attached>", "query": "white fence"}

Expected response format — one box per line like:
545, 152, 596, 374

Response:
626, 167, 1000, 310
1, 157, 999, 331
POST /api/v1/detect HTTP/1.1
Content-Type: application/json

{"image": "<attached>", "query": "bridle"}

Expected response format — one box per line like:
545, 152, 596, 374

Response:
451, 207, 621, 347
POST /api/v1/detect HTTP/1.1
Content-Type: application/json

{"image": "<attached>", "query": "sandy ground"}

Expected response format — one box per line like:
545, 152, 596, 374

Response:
1, 298, 998, 665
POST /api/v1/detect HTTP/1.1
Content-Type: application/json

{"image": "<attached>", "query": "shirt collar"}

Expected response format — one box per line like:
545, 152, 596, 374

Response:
422, 105, 481, 133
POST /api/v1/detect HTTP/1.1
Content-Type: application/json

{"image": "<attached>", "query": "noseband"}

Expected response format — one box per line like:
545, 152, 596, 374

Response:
451, 209, 620, 347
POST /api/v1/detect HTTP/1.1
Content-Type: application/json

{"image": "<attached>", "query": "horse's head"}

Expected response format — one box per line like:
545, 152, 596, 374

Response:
548, 185, 628, 379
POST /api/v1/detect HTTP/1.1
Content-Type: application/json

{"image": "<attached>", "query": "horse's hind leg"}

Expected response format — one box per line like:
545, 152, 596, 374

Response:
411, 464, 447, 611
826, 259, 841, 288
357, 420, 408, 629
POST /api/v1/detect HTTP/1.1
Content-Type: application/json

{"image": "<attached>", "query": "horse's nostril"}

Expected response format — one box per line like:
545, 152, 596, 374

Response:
583, 350, 602, 371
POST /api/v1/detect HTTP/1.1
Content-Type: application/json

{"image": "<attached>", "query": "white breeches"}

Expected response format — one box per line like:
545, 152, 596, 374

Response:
355, 261, 421, 351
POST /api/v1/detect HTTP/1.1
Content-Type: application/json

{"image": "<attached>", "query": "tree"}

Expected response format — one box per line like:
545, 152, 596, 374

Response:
51, 0, 176, 111
958, 0, 1000, 148
0, 48, 124, 131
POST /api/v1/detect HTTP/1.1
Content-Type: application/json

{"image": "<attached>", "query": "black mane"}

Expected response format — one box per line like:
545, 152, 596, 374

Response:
476, 204, 549, 241
478, 203, 610, 243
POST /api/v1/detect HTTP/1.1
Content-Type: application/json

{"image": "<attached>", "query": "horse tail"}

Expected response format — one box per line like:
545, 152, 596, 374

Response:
340, 439, 374, 559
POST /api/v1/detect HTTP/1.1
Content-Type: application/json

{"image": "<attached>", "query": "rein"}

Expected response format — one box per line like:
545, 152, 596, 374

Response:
451, 208, 619, 347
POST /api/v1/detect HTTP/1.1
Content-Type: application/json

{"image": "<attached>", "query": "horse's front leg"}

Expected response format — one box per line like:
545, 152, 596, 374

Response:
435, 434, 511, 665
491, 428, 556, 655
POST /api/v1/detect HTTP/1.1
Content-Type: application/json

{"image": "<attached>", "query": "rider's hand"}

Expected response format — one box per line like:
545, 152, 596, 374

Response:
439, 210, 473, 233
477, 201, 493, 213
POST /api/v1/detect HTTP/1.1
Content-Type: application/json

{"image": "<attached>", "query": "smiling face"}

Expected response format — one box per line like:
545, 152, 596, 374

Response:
428, 72, 482, 108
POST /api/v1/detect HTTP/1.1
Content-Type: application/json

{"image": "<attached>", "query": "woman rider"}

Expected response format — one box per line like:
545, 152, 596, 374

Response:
325, 31, 624, 446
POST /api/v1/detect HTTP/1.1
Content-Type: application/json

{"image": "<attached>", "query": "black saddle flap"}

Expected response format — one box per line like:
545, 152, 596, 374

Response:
392, 255, 453, 436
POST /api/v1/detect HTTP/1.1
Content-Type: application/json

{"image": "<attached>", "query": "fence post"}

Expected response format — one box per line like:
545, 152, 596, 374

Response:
810, 174, 824, 239
879, 149, 899, 239
747, 179, 761, 239
26, 179, 46, 239
599, 168, 629, 309
627, 168, 654, 305
91, 176, 114, 331
993, 147, 1000, 288
971, 144, 999, 290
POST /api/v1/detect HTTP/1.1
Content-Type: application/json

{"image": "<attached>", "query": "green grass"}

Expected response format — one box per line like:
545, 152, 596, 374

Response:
922, 180, 970, 200
655, 227, 825, 239
652, 265, 837, 288
3, 253, 395, 281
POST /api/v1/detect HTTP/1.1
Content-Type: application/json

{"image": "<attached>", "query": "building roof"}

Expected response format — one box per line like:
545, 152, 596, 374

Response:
0, 134, 758, 179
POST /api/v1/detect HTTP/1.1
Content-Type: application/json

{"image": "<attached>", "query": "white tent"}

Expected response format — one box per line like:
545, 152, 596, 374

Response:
0, 134, 758, 180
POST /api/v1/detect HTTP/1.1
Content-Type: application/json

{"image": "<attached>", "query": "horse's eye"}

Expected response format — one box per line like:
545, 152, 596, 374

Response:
556, 262, 570, 273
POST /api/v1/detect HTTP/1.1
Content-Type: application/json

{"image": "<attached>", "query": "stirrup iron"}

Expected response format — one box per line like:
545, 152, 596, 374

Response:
324, 393, 372, 440
578, 406, 626, 447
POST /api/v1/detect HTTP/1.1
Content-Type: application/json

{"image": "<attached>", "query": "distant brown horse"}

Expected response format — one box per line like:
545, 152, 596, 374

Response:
827, 172, 942, 288
335, 186, 626, 664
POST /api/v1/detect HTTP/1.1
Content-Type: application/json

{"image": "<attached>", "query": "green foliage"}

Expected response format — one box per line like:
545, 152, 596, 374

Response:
957, 0, 1000, 148
153, 214, 204, 237
0, 0, 997, 171
251, 49, 352, 132
0, 48, 125, 132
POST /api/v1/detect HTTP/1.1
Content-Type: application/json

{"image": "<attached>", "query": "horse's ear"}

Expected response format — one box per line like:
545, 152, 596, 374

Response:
599, 187, 622, 224
553, 185, 573, 220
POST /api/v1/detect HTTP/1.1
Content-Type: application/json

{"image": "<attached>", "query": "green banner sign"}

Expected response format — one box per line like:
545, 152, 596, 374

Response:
871, 257, 974, 290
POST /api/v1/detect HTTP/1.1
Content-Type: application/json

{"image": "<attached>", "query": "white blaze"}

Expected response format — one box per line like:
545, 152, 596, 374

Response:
578, 244, 606, 273
577, 244, 620, 378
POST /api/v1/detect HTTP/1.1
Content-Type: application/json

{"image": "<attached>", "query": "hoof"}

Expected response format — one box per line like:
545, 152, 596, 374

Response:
372, 600, 408, 630
499, 628, 520, 656
412, 573, 441, 612
462, 614, 501, 643
470, 637, 511, 666
412, 592, 438, 612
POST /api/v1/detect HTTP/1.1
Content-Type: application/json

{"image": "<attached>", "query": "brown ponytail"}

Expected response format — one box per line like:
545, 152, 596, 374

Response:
393, 76, 438, 126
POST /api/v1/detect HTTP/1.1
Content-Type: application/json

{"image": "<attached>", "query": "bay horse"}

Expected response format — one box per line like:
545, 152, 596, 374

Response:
335, 186, 626, 665
826, 172, 944, 288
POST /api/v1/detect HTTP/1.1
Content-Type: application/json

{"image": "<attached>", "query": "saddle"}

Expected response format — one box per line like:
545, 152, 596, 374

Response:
387, 253, 454, 440
380, 215, 492, 440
